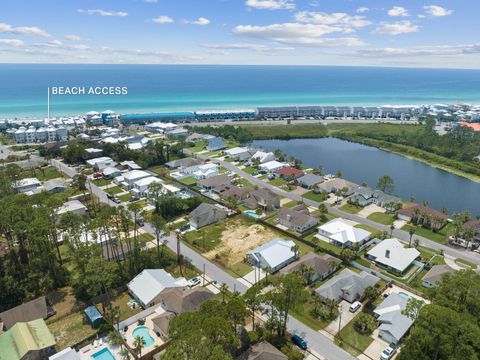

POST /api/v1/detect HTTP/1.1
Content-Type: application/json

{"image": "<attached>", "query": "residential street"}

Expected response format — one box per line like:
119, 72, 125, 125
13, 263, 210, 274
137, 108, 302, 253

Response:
187, 150, 480, 267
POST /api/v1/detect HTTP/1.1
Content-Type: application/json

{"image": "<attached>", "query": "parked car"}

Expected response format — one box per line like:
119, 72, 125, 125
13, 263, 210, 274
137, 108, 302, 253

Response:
106, 193, 114, 200
112, 197, 121, 204
187, 277, 201, 288
93, 172, 103, 178
291, 334, 307, 350
380, 346, 397, 360
135, 217, 145, 226
349, 301, 361, 313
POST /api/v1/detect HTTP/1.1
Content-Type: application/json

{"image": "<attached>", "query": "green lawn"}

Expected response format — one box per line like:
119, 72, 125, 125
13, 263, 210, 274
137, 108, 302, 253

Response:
355, 223, 379, 234
233, 177, 255, 189
302, 191, 327, 203
105, 186, 123, 195
291, 297, 332, 331
402, 223, 453, 244
183, 222, 227, 252
335, 317, 374, 356
92, 178, 112, 187
367, 212, 395, 225
303, 233, 343, 255
229, 261, 253, 277
242, 166, 258, 175
21, 167, 64, 181
338, 203, 363, 214
179, 176, 197, 185
268, 178, 288, 187
48, 312, 97, 351
283, 200, 302, 208
118, 193, 132, 202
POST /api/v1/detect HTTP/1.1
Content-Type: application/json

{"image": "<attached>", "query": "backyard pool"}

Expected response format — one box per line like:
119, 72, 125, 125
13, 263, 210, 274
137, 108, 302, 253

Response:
132, 326, 155, 347
398, 292, 412, 300
244, 210, 261, 219
91, 348, 116, 360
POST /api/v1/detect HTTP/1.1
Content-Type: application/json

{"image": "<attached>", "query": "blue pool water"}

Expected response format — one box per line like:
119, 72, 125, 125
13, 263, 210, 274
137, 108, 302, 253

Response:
91, 348, 116, 360
132, 326, 155, 347
398, 292, 412, 300
245, 210, 261, 219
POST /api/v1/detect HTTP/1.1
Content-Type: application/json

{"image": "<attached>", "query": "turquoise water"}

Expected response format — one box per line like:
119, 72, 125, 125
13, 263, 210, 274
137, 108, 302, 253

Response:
132, 326, 155, 347
398, 292, 412, 300
91, 348, 116, 360
245, 210, 262, 219
1, 65, 480, 118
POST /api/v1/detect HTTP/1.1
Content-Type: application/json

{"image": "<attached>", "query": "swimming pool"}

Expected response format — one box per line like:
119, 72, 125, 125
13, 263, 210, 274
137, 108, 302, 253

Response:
91, 348, 116, 360
398, 292, 412, 300
245, 210, 261, 219
132, 326, 155, 347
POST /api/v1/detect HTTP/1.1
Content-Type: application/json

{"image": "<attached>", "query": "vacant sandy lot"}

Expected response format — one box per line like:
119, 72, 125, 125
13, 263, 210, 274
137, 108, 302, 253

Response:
204, 218, 278, 265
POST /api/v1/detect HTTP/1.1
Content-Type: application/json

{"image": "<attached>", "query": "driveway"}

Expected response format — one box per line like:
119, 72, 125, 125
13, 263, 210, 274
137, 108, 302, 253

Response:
357, 204, 385, 218
325, 300, 359, 335
362, 329, 389, 360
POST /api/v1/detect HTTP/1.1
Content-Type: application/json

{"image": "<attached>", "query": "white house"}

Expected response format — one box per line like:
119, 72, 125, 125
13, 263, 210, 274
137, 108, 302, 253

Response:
250, 151, 275, 164
131, 176, 163, 198
246, 238, 298, 273
102, 166, 122, 179
180, 163, 219, 180
224, 147, 252, 161
145, 122, 178, 133
127, 269, 188, 308
13, 178, 42, 193
366, 238, 420, 275
122, 170, 151, 189
259, 160, 287, 173
56, 200, 87, 217
86, 157, 117, 171
316, 218, 371, 248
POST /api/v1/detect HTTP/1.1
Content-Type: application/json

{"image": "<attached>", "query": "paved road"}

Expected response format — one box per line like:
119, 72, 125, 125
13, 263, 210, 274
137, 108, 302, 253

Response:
52, 158, 355, 360
188, 150, 480, 267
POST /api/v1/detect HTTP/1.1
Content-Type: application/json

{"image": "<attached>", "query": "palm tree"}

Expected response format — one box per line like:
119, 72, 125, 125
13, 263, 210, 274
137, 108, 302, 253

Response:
133, 335, 145, 355
119, 348, 131, 360
220, 283, 229, 303
389, 224, 395, 237
408, 229, 415, 247
464, 228, 475, 250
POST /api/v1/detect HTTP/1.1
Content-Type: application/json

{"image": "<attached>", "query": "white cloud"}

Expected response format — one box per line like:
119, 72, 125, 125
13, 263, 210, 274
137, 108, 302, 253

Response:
423, 5, 453, 17
152, 16, 174, 24
388, 6, 409, 17
0, 23, 50, 37
234, 23, 365, 46
356, 7, 369, 14
294, 11, 372, 30
64, 34, 82, 41
0, 39, 26, 47
356, 44, 480, 57
203, 43, 294, 52
77, 9, 128, 17
246, 0, 295, 10
192, 17, 210, 26
372, 21, 420, 35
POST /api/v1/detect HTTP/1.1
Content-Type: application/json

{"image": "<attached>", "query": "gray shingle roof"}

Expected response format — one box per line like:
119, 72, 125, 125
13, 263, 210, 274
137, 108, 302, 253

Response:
422, 265, 455, 285
315, 269, 379, 301
374, 293, 415, 342
297, 173, 324, 187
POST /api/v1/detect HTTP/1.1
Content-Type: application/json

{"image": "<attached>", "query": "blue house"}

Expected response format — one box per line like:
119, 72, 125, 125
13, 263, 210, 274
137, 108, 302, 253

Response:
206, 137, 226, 151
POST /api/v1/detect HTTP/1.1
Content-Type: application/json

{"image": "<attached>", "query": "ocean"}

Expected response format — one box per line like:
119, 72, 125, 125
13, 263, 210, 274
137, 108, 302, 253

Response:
1, 64, 480, 118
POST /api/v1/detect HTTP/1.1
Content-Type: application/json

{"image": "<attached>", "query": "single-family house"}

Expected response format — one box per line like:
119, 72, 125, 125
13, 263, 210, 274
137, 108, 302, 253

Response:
374, 293, 416, 344
56, 200, 87, 217
86, 157, 117, 171
206, 137, 226, 151
122, 170, 151, 189
275, 167, 304, 180
250, 151, 275, 164
367, 238, 420, 274
224, 147, 252, 161
236, 340, 288, 360
280, 253, 341, 283
0, 319, 56, 360
397, 204, 448, 230
277, 204, 318, 233
84, 148, 103, 159
190, 163, 220, 180
119, 160, 142, 171
102, 166, 122, 179
167, 128, 189, 138
297, 173, 324, 189
14, 178, 41, 193
165, 157, 202, 169
317, 218, 371, 248
127, 269, 188, 308
350, 187, 402, 210
463, 220, 480, 243
189, 203, 228, 229
197, 174, 231, 191
315, 269, 380, 303
259, 161, 287, 173
131, 176, 163, 198
0, 297, 54, 331
151, 313, 175, 341
243, 188, 280, 211
316, 178, 359, 195
246, 238, 298, 273
218, 185, 250, 201
43, 179, 67, 193
422, 265, 455, 288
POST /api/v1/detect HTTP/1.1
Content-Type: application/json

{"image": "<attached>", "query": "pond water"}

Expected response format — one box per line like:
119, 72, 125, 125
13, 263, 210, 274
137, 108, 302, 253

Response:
251, 138, 480, 215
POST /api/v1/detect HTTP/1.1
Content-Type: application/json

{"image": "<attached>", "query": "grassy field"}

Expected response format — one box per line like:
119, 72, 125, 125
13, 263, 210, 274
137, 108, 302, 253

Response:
104, 186, 123, 195
366, 212, 395, 225
183, 221, 227, 252
455, 257, 478, 269
92, 178, 112, 187
402, 223, 453, 244
242, 166, 258, 175
355, 223, 379, 234
335, 316, 374, 356
291, 298, 331, 331
118, 193, 132, 202
242, 123, 328, 139
20, 166, 64, 181
302, 191, 327, 203
179, 176, 197, 185
48, 311, 97, 351
338, 203, 363, 214
268, 178, 288, 187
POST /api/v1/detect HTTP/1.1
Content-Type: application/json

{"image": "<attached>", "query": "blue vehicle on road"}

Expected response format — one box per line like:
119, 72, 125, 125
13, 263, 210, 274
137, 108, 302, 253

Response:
291, 334, 308, 350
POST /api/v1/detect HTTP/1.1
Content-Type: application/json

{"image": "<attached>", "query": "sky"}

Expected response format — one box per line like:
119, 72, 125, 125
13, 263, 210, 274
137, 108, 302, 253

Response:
0, 0, 478, 68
